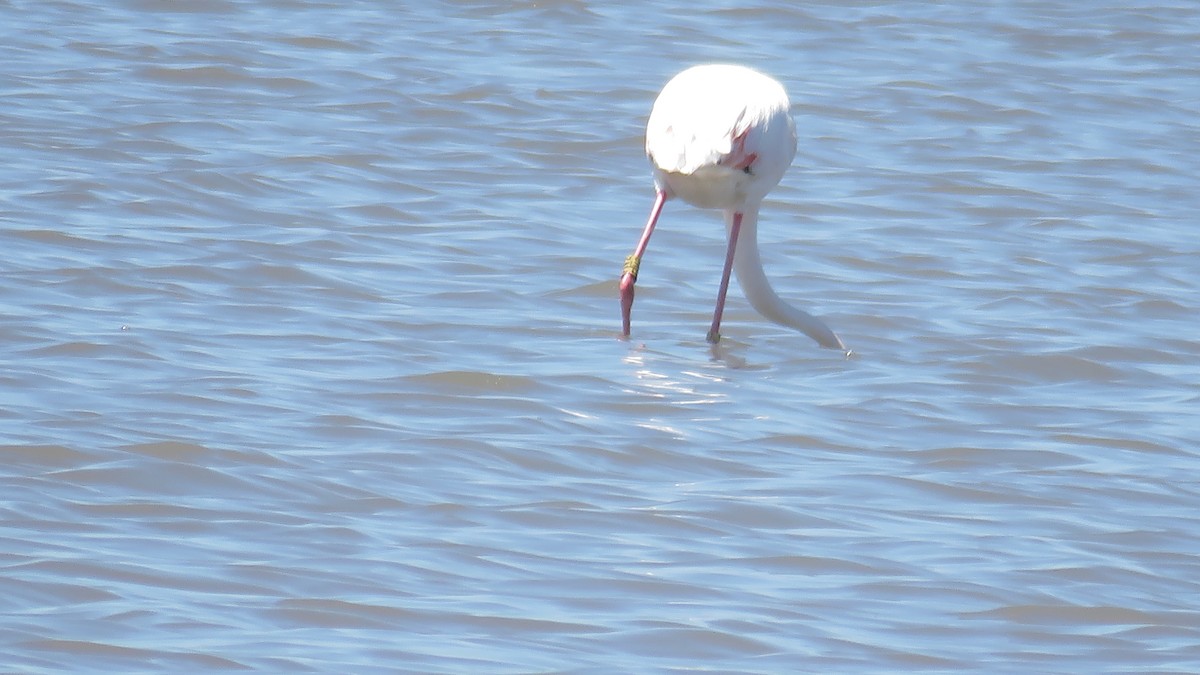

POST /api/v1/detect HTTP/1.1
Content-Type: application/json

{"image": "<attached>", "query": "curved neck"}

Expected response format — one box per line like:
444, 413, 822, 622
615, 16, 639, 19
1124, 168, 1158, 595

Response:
724, 208, 845, 350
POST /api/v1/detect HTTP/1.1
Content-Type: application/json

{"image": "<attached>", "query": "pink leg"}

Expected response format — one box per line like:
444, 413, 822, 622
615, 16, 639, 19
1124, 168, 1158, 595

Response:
707, 211, 742, 343
620, 190, 668, 336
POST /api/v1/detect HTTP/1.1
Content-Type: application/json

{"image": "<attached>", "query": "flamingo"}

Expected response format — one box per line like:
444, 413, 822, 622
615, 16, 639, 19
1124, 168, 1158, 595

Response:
618, 64, 845, 351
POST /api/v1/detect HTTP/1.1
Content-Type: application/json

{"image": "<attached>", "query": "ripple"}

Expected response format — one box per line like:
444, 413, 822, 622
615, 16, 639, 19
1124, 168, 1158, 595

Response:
2, 0, 1198, 672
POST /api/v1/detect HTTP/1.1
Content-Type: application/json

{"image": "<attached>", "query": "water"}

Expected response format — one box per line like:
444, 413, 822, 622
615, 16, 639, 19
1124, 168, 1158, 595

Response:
2, 1, 1199, 671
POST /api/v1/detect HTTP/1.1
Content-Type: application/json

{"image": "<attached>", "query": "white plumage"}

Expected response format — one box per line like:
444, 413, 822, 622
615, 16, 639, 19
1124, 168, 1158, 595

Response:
646, 64, 795, 208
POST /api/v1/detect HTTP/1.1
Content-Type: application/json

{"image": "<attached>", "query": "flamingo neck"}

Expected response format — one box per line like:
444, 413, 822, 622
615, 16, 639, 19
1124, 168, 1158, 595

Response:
724, 208, 845, 350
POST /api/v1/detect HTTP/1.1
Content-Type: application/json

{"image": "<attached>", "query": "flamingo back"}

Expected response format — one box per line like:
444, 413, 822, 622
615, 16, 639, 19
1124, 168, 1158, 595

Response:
645, 64, 798, 209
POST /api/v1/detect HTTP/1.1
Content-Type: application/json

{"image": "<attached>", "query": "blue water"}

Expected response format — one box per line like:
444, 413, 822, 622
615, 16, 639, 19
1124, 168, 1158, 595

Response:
2, 1, 1199, 671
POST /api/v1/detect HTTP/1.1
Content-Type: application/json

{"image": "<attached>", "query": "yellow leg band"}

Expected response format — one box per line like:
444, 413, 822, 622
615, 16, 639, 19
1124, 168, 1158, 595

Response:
623, 254, 641, 280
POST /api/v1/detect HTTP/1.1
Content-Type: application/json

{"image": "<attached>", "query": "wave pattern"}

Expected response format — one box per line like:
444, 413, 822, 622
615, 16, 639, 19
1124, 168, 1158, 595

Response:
2, 0, 1198, 671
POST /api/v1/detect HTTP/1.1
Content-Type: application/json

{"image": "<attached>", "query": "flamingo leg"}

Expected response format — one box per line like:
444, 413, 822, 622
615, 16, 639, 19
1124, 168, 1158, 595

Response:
620, 190, 668, 336
706, 210, 743, 344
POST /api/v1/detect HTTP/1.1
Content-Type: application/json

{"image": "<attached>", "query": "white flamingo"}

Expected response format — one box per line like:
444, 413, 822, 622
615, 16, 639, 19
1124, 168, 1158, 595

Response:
619, 64, 845, 350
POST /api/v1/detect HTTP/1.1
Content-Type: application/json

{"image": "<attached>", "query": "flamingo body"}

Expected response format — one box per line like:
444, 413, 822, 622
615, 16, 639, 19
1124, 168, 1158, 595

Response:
619, 64, 844, 350
646, 64, 795, 210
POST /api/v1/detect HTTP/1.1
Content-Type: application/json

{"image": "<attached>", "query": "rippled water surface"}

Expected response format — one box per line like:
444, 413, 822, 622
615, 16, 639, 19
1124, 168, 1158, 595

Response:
3, 1, 1199, 671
